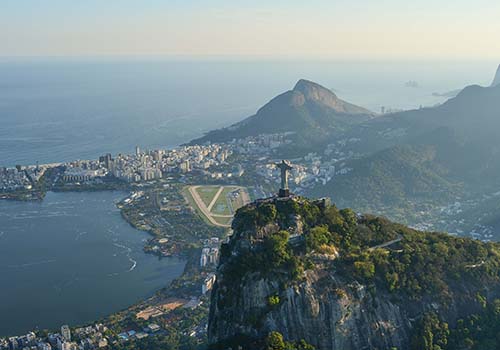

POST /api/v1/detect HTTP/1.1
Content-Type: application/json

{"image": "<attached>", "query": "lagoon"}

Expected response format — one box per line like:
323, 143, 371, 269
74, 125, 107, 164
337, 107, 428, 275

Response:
0, 191, 184, 336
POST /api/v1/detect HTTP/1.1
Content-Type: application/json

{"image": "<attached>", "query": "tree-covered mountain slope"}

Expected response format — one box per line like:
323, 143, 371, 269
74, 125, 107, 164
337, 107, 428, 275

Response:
309, 144, 463, 222
208, 196, 500, 350
304, 83, 500, 226
346, 84, 500, 155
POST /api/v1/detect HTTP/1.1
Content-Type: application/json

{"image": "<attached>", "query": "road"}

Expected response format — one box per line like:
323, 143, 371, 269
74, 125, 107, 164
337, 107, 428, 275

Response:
368, 235, 403, 251
207, 186, 224, 212
465, 260, 485, 268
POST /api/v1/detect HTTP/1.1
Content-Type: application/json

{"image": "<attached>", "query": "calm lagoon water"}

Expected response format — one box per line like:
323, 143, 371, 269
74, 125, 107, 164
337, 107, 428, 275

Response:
0, 191, 184, 336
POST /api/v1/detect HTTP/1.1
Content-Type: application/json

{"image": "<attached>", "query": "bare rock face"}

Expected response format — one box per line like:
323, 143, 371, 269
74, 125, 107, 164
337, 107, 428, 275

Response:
293, 79, 372, 115
492, 64, 500, 87
293, 79, 340, 108
209, 268, 414, 350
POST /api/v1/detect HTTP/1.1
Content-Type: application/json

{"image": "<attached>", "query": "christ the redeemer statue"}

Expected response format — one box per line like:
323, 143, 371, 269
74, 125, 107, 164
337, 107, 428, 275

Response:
276, 160, 293, 197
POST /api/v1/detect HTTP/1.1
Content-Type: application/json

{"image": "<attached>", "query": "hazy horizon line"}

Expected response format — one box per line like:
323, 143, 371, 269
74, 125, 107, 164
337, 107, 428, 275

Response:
0, 54, 498, 64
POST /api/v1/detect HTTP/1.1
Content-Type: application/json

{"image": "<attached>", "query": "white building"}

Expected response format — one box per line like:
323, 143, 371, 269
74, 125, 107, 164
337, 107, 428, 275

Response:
61, 325, 71, 342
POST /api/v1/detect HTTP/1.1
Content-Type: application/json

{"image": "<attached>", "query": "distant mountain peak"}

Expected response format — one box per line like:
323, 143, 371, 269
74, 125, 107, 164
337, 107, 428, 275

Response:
492, 64, 500, 87
294, 79, 337, 97
292, 79, 338, 105
291, 79, 370, 115
188, 79, 373, 145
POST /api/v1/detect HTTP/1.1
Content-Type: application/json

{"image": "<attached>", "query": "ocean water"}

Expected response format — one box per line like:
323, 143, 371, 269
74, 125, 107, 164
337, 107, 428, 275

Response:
0, 191, 185, 336
0, 59, 497, 166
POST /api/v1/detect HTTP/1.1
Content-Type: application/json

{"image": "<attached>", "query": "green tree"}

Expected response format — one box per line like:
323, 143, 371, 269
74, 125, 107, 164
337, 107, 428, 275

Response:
258, 203, 278, 225
354, 261, 375, 279
290, 339, 315, 350
411, 312, 449, 350
265, 231, 291, 266
266, 332, 286, 350
268, 295, 280, 307
305, 225, 330, 252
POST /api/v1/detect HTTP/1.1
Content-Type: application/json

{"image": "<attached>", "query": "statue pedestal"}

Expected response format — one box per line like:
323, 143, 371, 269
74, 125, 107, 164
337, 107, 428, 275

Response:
278, 189, 290, 197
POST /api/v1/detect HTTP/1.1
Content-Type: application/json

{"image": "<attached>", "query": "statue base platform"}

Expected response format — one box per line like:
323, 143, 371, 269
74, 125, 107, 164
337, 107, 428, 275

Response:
278, 189, 290, 197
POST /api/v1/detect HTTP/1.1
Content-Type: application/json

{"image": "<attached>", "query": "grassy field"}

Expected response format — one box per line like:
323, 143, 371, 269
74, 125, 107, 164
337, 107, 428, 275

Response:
213, 216, 233, 226
196, 186, 221, 207
182, 187, 214, 226
185, 185, 250, 228
211, 187, 235, 215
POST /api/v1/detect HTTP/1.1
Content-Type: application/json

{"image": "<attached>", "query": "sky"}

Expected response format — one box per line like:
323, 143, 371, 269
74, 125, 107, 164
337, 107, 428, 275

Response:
2, 0, 500, 59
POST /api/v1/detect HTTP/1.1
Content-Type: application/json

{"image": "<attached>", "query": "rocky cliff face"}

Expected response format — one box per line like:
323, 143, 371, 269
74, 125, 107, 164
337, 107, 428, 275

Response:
210, 268, 412, 349
208, 196, 500, 350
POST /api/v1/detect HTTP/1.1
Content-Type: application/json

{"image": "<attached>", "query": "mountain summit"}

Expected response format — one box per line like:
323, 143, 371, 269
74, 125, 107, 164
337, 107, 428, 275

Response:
492, 64, 500, 87
190, 80, 373, 145
291, 79, 371, 114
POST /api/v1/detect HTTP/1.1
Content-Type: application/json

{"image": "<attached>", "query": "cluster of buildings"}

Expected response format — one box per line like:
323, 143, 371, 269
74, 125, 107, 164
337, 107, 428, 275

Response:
62, 160, 107, 183
66, 144, 236, 184
0, 321, 169, 350
71, 324, 109, 349
0, 163, 52, 192
1, 325, 90, 350
228, 133, 292, 155
1, 132, 364, 199
200, 237, 220, 268
200, 248, 219, 268
199, 238, 220, 294
254, 138, 359, 193
2, 132, 345, 192
0, 166, 33, 191
1, 332, 39, 350
116, 323, 160, 343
